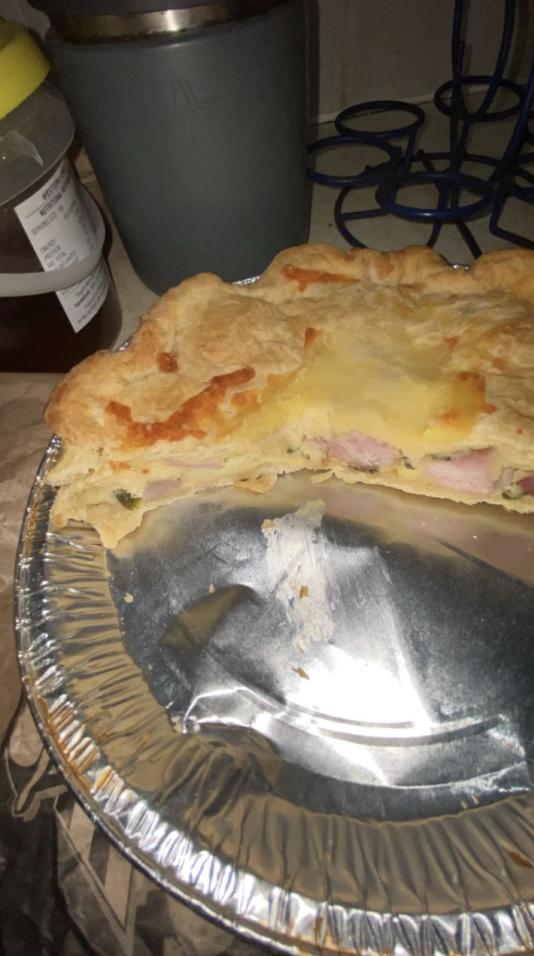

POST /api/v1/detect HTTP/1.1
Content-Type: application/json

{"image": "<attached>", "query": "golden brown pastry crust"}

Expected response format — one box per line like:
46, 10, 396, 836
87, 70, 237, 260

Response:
44, 243, 534, 547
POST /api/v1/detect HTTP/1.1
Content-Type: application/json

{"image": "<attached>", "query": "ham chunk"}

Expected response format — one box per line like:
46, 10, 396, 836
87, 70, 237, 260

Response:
144, 479, 182, 500
424, 448, 496, 495
516, 475, 534, 495
312, 431, 401, 470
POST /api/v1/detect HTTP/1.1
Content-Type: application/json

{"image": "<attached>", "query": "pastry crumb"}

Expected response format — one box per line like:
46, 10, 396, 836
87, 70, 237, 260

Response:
311, 470, 333, 484
299, 585, 309, 598
293, 666, 310, 680
209, 583, 215, 593
235, 473, 277, 494
124, 592, 134, 603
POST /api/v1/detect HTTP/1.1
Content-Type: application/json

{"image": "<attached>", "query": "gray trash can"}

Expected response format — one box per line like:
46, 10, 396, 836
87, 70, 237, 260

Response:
31, 0, 311, 293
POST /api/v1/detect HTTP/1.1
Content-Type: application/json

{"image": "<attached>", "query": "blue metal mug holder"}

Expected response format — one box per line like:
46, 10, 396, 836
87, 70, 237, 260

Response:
308, 0, 534, 257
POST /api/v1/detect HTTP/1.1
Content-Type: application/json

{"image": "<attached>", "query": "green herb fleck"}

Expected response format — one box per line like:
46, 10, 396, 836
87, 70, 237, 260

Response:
114, 489, 142, 510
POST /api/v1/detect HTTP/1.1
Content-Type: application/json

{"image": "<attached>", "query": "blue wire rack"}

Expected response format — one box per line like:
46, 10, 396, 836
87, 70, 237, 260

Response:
308, 0, 534, 256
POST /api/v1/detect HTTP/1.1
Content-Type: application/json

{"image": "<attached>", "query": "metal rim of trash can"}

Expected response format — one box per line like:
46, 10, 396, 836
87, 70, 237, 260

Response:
48, 0, 291, 42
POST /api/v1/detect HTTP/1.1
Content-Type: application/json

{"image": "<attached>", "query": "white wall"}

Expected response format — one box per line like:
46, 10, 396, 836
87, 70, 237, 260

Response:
308, 0, 534, 121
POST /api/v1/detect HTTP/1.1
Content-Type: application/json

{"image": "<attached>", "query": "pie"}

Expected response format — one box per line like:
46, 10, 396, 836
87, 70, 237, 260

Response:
45, 242, 534, 549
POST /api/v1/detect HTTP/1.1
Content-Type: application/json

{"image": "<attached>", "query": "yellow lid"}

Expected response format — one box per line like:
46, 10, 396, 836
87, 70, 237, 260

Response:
0, 20, 50, 121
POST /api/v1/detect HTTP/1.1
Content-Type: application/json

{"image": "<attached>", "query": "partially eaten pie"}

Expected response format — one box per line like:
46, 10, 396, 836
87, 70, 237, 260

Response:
45, 243, 534, 548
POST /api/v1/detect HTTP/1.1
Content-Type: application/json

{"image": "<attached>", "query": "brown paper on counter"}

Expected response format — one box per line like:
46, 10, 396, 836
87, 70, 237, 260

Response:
0, 373, 61, 747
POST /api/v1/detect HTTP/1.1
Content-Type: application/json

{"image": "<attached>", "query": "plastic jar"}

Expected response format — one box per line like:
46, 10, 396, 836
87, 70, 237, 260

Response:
0, 19, 122, 372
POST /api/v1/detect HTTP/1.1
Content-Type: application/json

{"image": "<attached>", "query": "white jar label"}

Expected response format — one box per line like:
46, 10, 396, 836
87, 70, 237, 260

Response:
14, 158, 109, 333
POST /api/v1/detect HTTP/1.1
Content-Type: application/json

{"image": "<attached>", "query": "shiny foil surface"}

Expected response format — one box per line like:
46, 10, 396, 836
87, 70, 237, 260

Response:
15, 437, 534, 956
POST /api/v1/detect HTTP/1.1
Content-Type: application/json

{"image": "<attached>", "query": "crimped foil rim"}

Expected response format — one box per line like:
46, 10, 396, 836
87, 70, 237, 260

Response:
13, 438, 534, 956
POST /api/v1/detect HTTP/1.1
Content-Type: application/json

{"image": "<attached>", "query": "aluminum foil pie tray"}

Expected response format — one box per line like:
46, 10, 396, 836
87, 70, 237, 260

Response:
15, 437, 534, 956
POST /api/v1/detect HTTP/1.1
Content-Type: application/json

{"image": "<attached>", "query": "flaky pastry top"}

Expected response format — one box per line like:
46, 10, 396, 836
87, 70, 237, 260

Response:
45, 244, 534, 465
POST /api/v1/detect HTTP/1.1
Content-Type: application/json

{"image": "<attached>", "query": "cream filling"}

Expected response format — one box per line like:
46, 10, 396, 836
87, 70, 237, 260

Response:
52, 438, 534, 522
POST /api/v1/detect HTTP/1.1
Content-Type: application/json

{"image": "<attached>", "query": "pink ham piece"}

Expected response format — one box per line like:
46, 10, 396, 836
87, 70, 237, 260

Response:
424, 448, 495, 495
144, 479, 182, 500
516, 475, 534, 495
312, 431, 401, 470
